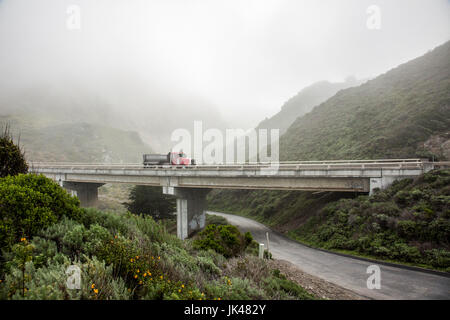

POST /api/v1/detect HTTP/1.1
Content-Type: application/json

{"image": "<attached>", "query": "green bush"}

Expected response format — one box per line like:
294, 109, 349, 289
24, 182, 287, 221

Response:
0, 174, 82, 249
0, 254, 131, 300
0, 125, 28, 178
397, 220, 417, 240
425, 249, 450, 269
193, 224, 251, 258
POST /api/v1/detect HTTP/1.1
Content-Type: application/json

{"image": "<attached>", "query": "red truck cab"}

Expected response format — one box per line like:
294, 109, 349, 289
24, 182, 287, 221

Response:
169, 151, 196, 165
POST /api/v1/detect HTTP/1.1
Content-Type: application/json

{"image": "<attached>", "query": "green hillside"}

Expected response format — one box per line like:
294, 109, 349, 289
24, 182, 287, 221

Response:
280, 41, 450, 161
291, 169, 450, 271
257, 78, 364, 135
209, 40, 450, 270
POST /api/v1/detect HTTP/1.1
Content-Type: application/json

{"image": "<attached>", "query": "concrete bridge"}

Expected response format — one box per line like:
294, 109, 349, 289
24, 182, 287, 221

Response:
30, 159, 443, 239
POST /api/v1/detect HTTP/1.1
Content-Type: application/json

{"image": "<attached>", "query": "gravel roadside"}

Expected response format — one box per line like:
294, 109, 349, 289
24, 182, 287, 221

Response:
267, 259, 367, 300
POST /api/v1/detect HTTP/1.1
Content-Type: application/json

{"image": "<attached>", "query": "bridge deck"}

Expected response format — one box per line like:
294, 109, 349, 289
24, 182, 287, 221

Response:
28, 159, 443, 193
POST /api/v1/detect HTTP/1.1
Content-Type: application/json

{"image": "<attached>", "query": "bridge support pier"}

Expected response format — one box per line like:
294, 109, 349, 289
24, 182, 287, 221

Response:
63, 182, 105, 207
163, 187, 211, 240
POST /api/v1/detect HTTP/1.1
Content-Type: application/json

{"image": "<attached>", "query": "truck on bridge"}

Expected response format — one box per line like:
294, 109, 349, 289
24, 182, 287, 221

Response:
143, 151, 196, 167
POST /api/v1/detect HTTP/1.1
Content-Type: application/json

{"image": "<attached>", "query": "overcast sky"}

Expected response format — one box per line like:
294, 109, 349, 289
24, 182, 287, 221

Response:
0, 0, 449, 128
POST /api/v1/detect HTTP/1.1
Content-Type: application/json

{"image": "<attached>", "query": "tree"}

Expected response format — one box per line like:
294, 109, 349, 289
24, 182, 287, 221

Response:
124, 186, 176, 220
0, 124, 28, 178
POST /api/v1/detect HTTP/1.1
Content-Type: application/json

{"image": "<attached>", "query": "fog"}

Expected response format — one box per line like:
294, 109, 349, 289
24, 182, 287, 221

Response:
0, 0, 449, 151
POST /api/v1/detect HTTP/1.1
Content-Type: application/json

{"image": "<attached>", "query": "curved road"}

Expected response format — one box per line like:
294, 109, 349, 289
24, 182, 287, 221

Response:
208, 211, 450, 300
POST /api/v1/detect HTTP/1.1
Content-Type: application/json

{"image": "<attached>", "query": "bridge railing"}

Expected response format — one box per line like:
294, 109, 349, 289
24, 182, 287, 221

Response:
29, 159, 430, 171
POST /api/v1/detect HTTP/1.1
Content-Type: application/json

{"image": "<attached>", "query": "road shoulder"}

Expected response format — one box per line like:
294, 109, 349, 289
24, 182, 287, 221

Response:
268, 259, 368, 300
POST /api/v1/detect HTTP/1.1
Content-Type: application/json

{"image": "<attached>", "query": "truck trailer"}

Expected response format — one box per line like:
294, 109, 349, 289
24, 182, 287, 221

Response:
143, 151, 195, 167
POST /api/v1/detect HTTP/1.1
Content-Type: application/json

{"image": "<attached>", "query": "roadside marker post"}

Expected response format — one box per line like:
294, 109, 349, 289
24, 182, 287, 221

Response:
259, 243, 264, 259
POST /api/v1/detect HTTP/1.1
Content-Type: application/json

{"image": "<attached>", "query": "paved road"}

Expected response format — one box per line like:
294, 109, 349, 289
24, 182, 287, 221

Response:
208, 211, 450, 300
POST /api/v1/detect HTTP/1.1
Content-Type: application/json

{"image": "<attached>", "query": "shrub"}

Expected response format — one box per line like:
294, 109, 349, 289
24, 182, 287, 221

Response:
397, 220, 417, 240
193, 225, 251, 258
425, 249, 450, 269
0, 124, 28, 178
0, 254, 131, 300
0, 174, 82, 249
203, 276, 264, 300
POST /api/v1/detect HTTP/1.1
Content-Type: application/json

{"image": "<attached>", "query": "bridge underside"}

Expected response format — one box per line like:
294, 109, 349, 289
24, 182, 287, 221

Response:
43, 173, 371, 192
63, 181, 105, 207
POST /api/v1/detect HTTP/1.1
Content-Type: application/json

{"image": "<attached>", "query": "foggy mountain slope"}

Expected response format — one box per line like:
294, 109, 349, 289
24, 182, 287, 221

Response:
1, 114, 151, 163
256, 78, 365, 135
0, 75, 230, 157
280, 40, 450, 161
209, 39, 450, 239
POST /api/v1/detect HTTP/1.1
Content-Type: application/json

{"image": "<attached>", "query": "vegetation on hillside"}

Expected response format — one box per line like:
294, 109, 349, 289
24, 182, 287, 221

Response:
280, 41, 450, 161
291, 170, 450, 271
0, 175, 314, 300
209, 41, 450, 271
1, 115, 151, 163
257, 77, 363, 135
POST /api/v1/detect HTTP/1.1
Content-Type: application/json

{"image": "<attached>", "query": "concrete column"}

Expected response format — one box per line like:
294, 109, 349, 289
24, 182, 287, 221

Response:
63, 182, 104, 207
163, 187, 211, 240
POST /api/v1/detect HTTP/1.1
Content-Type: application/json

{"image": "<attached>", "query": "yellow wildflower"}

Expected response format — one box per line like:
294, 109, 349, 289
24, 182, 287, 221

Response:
91, 284, 95, 289
134, 274, 138, 279
94, 289, 98, 294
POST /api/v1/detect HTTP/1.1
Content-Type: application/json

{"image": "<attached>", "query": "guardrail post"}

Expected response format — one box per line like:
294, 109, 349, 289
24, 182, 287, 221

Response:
259, 243, 265, 259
